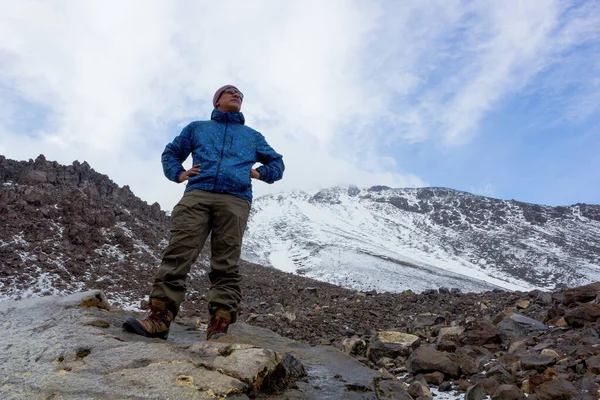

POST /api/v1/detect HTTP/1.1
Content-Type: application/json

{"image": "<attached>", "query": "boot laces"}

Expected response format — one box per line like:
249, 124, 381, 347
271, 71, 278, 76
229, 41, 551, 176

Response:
207, 317, 230, 338
141, 304, 173, 330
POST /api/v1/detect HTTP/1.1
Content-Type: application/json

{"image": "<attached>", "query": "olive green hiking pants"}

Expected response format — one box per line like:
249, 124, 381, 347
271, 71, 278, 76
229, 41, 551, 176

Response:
150, 190, 250, 323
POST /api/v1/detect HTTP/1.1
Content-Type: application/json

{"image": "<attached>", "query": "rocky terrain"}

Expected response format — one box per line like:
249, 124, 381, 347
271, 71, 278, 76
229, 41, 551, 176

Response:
4, 284, 600, 399
237, 276, 600, 399
0, 154, 172, 305
2, 154, 600, 399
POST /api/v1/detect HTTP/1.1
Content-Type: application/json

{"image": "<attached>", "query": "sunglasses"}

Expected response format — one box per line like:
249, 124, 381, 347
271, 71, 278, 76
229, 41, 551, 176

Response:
223, 87, 244, 100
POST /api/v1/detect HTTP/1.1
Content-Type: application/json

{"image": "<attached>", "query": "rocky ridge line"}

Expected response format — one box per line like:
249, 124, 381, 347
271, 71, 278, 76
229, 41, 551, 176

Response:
243, 185, 600, 292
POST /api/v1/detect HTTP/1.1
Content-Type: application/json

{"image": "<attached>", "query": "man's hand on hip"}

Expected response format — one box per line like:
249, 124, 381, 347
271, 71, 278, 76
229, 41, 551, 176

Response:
250, 169, 260, 179
179, 164, 201, 182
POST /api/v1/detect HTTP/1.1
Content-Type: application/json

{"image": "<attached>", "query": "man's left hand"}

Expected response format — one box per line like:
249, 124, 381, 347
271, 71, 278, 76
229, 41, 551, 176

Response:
251, 169, 260, 179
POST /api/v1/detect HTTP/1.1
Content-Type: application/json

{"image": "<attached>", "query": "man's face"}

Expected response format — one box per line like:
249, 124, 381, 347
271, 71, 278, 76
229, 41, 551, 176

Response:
216, 88, 243, 112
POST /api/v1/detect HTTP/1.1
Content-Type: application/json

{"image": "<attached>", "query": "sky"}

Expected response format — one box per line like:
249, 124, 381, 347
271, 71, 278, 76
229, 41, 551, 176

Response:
1, 0, 599, 210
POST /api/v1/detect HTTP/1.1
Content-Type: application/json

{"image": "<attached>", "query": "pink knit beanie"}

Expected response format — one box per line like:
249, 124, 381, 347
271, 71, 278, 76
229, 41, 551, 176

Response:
213, 85, 240, 108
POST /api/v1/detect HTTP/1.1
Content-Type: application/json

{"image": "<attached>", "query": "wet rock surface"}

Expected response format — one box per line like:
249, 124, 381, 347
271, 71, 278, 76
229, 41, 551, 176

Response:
0, 291, 403, 399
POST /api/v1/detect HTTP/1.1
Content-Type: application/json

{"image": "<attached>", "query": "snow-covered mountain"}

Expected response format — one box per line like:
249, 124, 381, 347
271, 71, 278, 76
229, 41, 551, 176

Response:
242, 186, 600, 293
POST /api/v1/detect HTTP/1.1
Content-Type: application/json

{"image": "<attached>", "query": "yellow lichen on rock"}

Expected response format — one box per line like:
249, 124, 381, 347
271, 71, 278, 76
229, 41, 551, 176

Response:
516, 300, 530, 309
176, 375, 194, 386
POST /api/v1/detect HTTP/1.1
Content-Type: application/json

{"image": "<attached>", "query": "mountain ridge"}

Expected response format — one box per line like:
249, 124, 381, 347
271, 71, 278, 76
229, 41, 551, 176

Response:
242, 185, 600, 293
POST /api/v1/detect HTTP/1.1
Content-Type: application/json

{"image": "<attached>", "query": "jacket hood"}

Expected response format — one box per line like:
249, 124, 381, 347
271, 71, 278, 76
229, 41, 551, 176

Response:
211, 109, 245, 125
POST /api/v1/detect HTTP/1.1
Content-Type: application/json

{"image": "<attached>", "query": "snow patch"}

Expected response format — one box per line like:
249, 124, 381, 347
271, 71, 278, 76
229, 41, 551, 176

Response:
107, 292, 142, 311
94, 244, 126, 261
0, 269, 83, 301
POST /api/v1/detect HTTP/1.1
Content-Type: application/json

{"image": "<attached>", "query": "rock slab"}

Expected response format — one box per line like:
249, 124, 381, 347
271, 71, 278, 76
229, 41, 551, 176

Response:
0, 291, 401, 399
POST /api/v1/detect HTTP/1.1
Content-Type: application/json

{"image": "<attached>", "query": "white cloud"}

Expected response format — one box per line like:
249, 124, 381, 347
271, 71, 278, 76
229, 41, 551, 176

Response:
469, 183, 495, 198
360, 1, 600, 147
0, 0, 598, 209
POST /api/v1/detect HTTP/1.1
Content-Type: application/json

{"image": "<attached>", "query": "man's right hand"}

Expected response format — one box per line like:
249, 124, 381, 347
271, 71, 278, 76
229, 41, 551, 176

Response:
179, 164, 201, 182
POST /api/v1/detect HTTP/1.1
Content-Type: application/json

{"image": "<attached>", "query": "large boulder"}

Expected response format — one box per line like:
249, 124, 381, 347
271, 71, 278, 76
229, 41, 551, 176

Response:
563, 282, 600, 305
368, 331, 421, 361
451, 354, 483, 376
460, 321, 502, 346
375, 379, 413, 400
534, 379, 577, 399
413, 313, 445, 328
407, 381, 432, 399
465, 382, 487, 400
497, 312, 548, 339
520, 355, 556, 372
585, 354, 600, 374
564, 303, 600, 327
485, 364, 514, 385
406, 346, 459, 377
437, 326, 465, 344
492, 384, 526, 400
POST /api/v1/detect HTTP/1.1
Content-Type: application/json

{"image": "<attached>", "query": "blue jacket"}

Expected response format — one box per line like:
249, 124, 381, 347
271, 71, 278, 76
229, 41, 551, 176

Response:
162, 109, 284, 202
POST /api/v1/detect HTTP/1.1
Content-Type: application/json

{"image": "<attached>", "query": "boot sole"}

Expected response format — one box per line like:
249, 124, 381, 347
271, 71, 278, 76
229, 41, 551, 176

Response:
207, 332, 227, 340
122, 318, 169, 340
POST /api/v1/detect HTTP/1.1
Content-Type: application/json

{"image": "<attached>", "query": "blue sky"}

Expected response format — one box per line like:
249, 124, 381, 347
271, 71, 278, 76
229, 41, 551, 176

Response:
1, 0, 599, 209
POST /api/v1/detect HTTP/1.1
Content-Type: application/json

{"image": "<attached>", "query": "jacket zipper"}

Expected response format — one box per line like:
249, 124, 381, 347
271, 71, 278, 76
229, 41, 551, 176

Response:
212, 116, 228, 192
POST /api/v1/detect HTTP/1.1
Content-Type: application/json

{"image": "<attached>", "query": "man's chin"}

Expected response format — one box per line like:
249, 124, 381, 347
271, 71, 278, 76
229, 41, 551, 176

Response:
218, 105, 241, 112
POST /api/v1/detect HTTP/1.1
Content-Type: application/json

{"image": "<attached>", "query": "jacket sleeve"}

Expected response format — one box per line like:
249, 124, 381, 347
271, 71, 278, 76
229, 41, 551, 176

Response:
255, 133, 284, 184
161, 123, 194, 183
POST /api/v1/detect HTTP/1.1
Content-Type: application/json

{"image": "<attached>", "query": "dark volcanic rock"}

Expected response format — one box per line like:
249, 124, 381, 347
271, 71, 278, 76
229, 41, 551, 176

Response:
407, 381, 430, 399
375, 379, 413, 399
452, 354, 483, 376
498, 312, 548, 339
534, 379, 577, 399
423, 371, 444, 386
461, 320, 502, 346
367, 331, 420, 361
564, 303, 600, 327
520, 355, 556, 372
563, 282, 600, 305
486, 363, 515, 385
407, 346, 459, 377
465, 382, 487, 400
585, 354, 600, 374
492, 384, 526, 400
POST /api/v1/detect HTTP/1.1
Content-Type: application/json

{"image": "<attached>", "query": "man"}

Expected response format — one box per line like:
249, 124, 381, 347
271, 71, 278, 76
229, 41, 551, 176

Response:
123, 85, 284, 340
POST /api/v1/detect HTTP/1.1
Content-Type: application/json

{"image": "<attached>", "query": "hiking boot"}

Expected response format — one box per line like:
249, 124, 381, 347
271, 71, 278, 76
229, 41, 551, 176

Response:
122, 299, 175, 340
206, 309, 232, 340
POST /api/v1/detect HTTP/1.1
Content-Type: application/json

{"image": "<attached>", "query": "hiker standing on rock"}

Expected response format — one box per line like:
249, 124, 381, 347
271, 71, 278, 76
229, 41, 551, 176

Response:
123, 85, 284, 340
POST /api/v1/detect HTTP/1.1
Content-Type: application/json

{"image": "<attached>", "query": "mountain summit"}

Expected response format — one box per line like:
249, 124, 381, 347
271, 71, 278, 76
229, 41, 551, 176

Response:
242, 186, 600, 293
